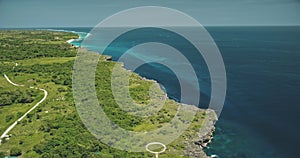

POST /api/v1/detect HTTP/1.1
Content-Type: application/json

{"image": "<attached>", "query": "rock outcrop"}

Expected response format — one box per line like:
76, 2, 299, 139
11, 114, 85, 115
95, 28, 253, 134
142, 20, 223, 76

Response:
184, 109, 218, 158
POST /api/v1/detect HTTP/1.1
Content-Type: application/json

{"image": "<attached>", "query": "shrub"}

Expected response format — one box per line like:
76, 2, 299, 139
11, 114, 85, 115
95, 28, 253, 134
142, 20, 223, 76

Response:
5, 114, 14, 122
0, 152, 5, 158
10, 147, 22, 156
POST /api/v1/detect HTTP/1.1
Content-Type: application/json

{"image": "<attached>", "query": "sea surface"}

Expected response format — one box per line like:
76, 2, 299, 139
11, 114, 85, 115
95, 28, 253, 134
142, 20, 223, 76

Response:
49, 26, 299, 158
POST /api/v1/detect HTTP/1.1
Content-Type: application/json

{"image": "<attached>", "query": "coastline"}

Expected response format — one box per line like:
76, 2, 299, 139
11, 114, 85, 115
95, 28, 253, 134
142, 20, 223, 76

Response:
65, 30, 218, 157
66, 39, 75, 43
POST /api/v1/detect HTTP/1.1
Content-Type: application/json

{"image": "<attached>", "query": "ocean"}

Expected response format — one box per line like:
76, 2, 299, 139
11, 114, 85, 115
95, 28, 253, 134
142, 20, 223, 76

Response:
52, 26, 300, 158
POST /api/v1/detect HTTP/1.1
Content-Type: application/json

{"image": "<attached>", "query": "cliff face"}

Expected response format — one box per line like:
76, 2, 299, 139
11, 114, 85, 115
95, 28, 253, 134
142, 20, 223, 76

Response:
184, 109, 218, 158
100, 53, 219, 158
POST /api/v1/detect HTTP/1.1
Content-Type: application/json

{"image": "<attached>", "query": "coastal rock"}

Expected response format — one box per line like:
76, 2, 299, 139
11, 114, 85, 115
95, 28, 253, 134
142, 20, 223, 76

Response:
104, 55, 112, 61
184, 109, 218, 158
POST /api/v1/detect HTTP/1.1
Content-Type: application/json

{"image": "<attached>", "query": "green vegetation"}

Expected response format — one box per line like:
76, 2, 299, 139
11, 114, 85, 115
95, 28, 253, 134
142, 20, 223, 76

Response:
10, 147, 22, 156
0, 30, 77, 60
0, 76, 42, 134
0, 86, 39, 106
0, 30, 214, 157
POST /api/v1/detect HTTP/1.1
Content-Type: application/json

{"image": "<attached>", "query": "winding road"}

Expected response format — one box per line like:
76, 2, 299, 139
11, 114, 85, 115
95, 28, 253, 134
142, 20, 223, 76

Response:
0, 74, 48, 144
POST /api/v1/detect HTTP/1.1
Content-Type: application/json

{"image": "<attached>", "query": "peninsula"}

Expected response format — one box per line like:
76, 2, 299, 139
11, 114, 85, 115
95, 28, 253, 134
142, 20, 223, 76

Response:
0, 30, 217, 157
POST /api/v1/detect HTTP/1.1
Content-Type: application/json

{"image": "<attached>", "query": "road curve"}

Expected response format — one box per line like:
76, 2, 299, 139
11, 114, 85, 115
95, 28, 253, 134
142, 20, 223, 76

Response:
0, 74, 48, 144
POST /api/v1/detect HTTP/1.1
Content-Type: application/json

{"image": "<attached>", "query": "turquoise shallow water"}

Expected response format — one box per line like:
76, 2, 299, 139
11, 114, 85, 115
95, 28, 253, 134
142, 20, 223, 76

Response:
52, 26, 300, 158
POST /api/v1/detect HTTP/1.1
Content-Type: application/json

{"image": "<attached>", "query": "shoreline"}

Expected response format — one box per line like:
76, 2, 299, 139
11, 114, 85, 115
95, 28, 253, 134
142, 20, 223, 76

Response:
64, 30, 217, 157
66, 39, 75, 43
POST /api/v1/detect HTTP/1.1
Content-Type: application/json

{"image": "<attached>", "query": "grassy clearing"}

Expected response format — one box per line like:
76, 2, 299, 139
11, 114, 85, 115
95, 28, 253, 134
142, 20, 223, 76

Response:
16, 57, 76, 66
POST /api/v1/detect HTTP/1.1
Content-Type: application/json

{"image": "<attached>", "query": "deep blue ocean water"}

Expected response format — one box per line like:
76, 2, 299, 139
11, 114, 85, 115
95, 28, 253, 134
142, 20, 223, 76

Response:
52, 26, 299, 158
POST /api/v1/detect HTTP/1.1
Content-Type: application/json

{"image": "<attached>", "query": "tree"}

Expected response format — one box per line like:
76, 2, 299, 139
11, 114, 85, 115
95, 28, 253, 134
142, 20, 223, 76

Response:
10, 147, 22, 156
0, 152, 6, 158
33, 143, 44, 154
